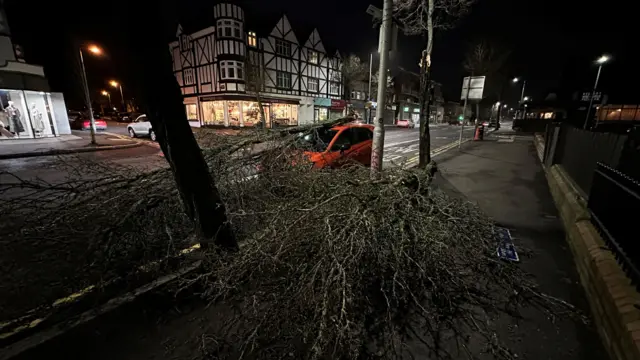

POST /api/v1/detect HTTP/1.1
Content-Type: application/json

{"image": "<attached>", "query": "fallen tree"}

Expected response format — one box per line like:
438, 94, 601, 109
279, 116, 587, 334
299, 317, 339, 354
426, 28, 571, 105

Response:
0, 120, 583, 358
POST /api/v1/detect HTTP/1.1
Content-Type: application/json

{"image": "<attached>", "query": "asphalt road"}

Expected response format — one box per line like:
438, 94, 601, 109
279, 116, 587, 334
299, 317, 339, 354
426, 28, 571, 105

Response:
383, 124, 476, 167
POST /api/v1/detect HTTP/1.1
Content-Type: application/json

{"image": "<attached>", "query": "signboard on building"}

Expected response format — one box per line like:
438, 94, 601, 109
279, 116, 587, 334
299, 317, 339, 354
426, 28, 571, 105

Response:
331, 99, 346, 110
460, 76, 486, 100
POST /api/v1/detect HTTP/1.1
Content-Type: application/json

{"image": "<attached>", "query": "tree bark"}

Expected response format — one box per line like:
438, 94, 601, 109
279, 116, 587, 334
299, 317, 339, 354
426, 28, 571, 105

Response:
125, 6, 236, 250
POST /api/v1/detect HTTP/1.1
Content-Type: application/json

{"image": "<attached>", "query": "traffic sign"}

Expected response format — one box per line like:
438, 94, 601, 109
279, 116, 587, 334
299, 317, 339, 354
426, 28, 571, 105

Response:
460, 76, 486, 100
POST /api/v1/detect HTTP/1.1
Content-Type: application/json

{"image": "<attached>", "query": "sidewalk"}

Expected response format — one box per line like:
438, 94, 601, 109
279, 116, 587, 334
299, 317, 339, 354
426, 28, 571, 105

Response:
431, 129, 607, 359
0, 131, 141, 159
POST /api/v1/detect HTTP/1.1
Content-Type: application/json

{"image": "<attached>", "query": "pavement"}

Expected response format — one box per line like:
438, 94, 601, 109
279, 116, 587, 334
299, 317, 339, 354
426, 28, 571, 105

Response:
428, 126, 607, 359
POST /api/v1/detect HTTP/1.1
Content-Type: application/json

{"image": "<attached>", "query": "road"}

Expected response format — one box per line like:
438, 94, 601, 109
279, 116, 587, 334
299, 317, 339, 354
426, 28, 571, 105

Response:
383, 124, 476, 167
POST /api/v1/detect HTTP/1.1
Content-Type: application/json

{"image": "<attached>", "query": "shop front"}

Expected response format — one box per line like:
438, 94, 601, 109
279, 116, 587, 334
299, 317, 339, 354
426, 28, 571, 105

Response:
330, 99, 346, 119
396, 103, 420, 124
198, 96, 299, 128
0, 89, 68, 140
313, 98, 331, 122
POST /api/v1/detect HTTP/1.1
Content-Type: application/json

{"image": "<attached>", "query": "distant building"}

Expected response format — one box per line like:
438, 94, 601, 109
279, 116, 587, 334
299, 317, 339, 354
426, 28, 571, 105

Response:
0, 5, 70, 139
169, 3, 345, 128
393, 68, 444, 124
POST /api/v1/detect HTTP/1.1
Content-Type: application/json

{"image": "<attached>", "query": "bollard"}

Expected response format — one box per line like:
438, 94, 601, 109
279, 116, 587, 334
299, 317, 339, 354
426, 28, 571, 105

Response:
474, 125, 485, 141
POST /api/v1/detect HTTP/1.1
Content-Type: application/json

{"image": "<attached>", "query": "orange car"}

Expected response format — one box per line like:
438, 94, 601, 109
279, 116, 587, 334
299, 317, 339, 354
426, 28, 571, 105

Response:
299, 124, 374, 168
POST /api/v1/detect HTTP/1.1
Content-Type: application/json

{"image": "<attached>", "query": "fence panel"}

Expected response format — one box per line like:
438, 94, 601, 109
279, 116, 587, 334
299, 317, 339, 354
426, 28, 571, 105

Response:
554, 125, 627, 195
588, 163, 640, 289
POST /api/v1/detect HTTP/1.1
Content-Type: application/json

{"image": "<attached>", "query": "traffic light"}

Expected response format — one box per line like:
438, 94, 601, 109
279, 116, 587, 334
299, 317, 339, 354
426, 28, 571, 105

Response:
458, 115, 464, 122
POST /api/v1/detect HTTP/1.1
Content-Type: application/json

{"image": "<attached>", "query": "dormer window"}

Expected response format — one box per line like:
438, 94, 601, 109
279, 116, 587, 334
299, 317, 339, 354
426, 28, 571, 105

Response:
179, 34, 191, 52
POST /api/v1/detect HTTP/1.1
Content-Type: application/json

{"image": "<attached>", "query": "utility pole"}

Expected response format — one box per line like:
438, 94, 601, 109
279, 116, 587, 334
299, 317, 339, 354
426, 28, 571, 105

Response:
79, 48, 97, 145
459, 75, 472, 149
368, 52, 373, 124
585, 55, 609, 129
370, 0, 392, 177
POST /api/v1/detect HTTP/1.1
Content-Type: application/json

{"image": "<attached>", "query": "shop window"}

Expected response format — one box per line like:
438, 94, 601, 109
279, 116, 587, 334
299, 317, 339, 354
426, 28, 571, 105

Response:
248, 31, 257, 47
24, 91, 56, 138
185, 104, 198, 121
220, 61, 244, 80
275, 39, 291, 57
330, 81, 340, 95
308, 50, 318, 64
0, 90, 32, 139
242, 101, 262, 126
315, 107, 328, 121
228, 101, 241, 126
202, 101, 225, 125
272, 103, 297, 126
276, 71, 292, 89
308, 78, 318, 92
218, 20, 242, 39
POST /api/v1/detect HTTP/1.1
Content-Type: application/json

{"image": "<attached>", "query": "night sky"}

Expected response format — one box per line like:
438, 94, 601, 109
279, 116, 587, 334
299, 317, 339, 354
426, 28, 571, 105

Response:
5, 0, 638, 108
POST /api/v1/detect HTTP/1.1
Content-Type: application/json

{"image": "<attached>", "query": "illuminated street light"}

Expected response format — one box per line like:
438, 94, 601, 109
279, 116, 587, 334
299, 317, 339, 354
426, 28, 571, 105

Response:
524, 96, 530, 101
503, 104, 508, 108
88, 45, 102, 55
79, 44, 105, 144
101, 90, 112, 108
512, 77, 519, 83
109, 80, 125, 111
584, 54, 611, 129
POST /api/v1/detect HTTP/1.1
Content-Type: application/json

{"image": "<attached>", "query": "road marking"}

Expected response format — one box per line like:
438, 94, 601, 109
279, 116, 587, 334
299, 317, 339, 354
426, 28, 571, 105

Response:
385, 138, 419, 148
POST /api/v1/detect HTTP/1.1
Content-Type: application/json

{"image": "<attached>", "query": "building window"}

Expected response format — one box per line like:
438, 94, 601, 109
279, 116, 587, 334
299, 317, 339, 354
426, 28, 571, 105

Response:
179, 35, 191, 52
220, 61, 244, 80
275, 39, 291, 56
184, 68, 195, 85
248, 31, 257, 47
351, 91, 364, 100
272, 103, 298, 126
276, 71, 292, 89
308, 50, 318, 64
202, 101, 225, 126
308, 78, 318, 92
330, 81, 340, 95
218, 20, 242, 39
185, 104, 198, 121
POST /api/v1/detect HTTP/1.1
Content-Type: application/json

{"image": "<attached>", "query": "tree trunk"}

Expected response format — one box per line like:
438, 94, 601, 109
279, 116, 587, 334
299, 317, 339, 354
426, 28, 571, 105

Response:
418, 0, 434, 168
125, 6, 236, 250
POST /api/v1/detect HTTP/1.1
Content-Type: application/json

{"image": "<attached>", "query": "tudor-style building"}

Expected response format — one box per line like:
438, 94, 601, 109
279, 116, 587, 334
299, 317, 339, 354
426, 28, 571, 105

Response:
169, 3, 345, 128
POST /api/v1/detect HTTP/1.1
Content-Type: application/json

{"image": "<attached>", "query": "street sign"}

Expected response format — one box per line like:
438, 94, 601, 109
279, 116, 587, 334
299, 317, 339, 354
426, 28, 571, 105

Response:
496, 227, 519, 262
460, 76, 486, 100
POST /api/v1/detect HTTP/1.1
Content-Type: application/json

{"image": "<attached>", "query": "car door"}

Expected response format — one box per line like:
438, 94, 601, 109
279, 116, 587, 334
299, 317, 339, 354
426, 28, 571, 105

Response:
349, 127, 374, 165
327, 129, 355, 168
134, 115, 148, 133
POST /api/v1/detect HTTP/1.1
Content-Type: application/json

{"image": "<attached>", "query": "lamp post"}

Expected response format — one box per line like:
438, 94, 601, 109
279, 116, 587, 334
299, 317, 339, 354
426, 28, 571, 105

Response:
79, 44, 103, 145
584, 55, 610, 129
101, 90, 112, 109
512, 77, 527, 119
109, 80, 125, 111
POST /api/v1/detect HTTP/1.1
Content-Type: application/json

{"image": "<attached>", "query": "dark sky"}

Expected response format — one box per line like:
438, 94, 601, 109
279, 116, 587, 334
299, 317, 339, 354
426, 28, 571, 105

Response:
5, 0, 638, 108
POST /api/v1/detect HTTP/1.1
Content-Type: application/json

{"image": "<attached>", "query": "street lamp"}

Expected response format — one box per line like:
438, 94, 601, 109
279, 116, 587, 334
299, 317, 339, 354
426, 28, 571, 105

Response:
109, 80, 125, 111
584, 54, 610, 129
523, 96, 530, 102
101, 90, 112, 108
79, 44, 104, 145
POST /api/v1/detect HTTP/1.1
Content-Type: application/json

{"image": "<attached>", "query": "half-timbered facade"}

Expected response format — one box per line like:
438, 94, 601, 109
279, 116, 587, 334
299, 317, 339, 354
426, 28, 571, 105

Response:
169, 3, 344, 127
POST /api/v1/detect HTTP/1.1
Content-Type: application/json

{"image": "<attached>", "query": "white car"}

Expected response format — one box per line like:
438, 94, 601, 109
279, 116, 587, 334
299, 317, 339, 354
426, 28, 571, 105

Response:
127, 114, 156, 141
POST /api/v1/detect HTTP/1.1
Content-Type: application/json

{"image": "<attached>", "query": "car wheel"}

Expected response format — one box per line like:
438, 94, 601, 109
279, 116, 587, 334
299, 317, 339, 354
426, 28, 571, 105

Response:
128, 128, 136, 138
149, 130, 157, 142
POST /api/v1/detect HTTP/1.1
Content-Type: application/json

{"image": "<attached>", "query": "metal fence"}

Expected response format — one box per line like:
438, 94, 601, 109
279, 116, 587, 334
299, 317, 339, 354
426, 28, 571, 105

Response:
588, 163, 640, 288
544, 123, 627, 196
544, 123, 640, 290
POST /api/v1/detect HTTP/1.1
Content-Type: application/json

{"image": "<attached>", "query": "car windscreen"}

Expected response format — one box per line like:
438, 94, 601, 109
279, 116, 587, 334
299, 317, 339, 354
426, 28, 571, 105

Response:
297, 128, 338, 152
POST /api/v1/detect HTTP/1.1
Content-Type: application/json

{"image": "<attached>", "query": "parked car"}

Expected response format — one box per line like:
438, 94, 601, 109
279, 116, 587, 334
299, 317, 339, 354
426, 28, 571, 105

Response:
67, 110, 83, 122
127, 114, 156, 141
69, 116, 108, 131
298, 123, 374, 168
117, 112, 141, 123
396, 119, 415, 128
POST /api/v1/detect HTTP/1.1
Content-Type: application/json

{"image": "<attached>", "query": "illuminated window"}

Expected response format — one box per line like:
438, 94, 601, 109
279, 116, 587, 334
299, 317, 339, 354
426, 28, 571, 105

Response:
218, 20, 242, 39
228, 101, 241, 126
248, 31, 257, 47
308, 78, 318, 92
179, 34, 191, 52
202, 101, 225, 125
220, 61, 244, 80
275, 39, 291, 56
308, 50, 318, 64
276, 71, 292, 89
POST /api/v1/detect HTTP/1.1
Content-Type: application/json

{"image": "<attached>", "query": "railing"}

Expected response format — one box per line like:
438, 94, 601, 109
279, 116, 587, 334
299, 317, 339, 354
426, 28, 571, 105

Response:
588, 163, 640, 289
544, 122, 640, 289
